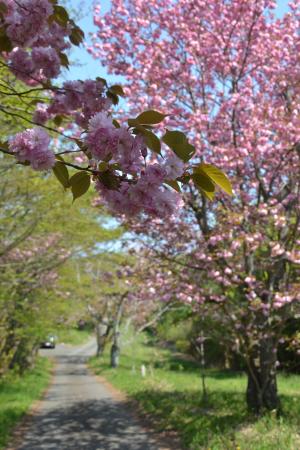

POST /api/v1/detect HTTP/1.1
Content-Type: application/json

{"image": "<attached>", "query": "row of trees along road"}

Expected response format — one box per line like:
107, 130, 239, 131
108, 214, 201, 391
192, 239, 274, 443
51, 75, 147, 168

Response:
93, 0, 300, 414
0, 64, 123, 374
0, 152, 123, 375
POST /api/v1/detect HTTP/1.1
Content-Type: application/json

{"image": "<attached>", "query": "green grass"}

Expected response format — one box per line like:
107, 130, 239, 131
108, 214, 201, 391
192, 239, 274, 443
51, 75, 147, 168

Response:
89, 332, 300, 450
54, 327, 93, 346
0, 358, 52, 450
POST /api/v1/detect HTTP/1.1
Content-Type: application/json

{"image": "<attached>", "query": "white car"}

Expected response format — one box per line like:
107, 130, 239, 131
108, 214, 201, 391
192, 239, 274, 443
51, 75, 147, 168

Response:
40, 335, 56, 349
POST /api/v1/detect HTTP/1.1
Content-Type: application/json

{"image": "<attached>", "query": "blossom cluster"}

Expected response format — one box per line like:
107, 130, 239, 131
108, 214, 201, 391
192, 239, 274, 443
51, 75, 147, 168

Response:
2, 0, 71, 84
9, 127, 55, 170
0, 1, 189, 218
46, 80, 112, 128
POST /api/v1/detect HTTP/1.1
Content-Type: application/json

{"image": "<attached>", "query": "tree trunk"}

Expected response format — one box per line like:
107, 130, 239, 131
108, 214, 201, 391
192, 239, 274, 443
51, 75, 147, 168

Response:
95, 320, 110, 357
110, 339, 120, 368
110, 293, 126, 368
246, 339, 280, 415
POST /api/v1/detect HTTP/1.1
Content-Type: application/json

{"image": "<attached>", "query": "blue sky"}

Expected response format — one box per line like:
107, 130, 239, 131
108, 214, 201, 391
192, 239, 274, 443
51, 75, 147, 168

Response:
65, 0, 290, 83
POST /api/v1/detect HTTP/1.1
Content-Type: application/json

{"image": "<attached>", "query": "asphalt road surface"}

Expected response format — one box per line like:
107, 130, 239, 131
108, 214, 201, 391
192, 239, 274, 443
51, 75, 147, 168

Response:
15, 339, 170, 450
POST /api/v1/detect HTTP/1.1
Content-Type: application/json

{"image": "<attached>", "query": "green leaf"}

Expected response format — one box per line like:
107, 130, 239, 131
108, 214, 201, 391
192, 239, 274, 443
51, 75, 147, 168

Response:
59, 52, 69, 68
162, 130, 195, 162
177, 173, 191, 184
53, 161, 70, 188
136, 110, 167, 125
109, 85, 125, 97
98, 161, 109, 172
128, 118, 139, 128
30, 99, 45, 106
142, 129, 161, 154
112, 119, 121, 128
69, 25, 85, 46
107, 91, 119, 105
0, 141, 9, 150
195, 163, 233, 196
69, 171, 91, 201
0, 33, 12, 52
130, 124, 161, 154
98, 171, 121, 190
0, 2, 8, 14
192, 172, 215, 200
53, 115, 64, 126
165, 180, 181, 193
96, 77, 108, 87
53, 5, 69, 26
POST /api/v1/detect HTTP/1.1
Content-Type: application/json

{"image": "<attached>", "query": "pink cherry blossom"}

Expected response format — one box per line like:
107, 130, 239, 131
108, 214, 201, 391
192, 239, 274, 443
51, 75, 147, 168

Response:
9, 128, 55, 170
85, 112, 119, 160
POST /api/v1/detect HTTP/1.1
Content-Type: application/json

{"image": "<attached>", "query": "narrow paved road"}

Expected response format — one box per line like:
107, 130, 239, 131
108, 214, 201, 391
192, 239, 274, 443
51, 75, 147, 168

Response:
15, 339, 169, 450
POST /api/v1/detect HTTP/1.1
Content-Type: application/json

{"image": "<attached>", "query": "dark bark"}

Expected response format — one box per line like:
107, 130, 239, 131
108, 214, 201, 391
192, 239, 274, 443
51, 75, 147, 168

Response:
246, 339, 280, 415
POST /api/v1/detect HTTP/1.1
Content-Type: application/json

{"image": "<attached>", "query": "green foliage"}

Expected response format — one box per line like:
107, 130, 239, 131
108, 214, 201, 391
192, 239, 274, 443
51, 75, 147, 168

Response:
142, 129, 161, 154
164, 179, 181, 192
195, 163, 233, 196
108, 85, 125, 97
136, 110, 167, 125
0, 358, 52, 450
69, 170, 91, 201
89, 332, 300, 450
52, 160, 70, 188
0, 157, 123, 375
162, 130, 195, 162
52, 5, 70, 26
0, 67, 39, 136
192, 171, 215, 200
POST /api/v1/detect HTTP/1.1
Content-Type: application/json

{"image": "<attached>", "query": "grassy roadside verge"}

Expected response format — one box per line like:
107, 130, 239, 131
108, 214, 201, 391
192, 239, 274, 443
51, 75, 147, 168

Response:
0, 357, 52, 450
89, 332, 300, 449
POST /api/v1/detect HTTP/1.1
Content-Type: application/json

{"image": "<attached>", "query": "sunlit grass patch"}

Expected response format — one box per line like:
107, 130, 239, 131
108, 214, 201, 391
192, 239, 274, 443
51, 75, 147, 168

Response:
0, 358, 52, 450
89, 332, 300, 449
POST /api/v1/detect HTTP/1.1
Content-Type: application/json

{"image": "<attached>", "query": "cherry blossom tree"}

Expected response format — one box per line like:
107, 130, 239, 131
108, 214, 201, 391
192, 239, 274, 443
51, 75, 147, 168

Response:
0, 0, 229, 218
91, 0, 300, 413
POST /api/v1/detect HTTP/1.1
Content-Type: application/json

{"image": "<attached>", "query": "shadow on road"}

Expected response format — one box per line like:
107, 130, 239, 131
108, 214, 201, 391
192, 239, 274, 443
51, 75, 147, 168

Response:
18, 399, 159, 450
